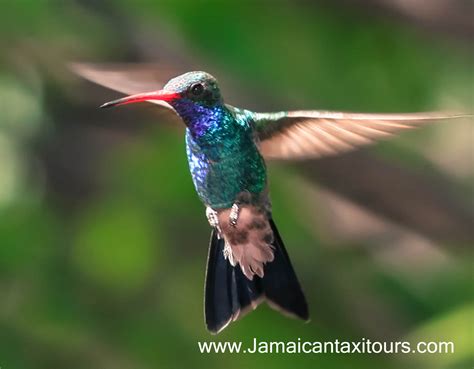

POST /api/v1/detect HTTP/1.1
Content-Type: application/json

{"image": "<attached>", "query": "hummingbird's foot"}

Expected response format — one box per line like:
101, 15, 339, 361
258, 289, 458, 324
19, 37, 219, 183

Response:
223, 242, 236, 266
229, 203, 240, 227
206, 207, 221, 236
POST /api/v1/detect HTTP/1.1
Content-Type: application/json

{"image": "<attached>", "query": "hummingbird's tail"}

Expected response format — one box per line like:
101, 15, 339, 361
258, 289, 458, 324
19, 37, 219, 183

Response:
204, 219, 309, 334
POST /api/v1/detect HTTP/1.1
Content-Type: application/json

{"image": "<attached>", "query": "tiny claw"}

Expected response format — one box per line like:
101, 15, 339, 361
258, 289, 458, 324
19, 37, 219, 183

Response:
229, 203, 240, 227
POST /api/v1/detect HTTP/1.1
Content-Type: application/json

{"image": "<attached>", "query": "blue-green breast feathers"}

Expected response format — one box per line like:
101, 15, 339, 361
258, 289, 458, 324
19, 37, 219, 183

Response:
185, 106, 267, 208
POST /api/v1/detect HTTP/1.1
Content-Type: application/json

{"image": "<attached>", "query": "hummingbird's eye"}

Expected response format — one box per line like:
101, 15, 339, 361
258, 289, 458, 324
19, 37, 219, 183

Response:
190, 83, 204, 97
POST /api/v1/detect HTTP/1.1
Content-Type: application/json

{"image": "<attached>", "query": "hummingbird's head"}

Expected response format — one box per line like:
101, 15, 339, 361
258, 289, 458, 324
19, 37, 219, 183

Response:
163, 71, 222, 107
100, 71, 223, 113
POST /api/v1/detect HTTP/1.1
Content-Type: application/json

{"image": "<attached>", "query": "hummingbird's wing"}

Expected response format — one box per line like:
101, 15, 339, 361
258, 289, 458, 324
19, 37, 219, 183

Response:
254, 111, 468, 160
70, 62, 181, 114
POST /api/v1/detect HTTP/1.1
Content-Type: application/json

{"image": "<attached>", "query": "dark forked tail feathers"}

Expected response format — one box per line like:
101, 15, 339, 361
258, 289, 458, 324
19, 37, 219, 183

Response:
205, 219, 309, 334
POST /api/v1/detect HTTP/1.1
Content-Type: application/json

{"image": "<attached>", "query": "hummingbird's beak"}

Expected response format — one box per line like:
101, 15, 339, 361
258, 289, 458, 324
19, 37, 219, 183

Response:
99, 90, 180, 109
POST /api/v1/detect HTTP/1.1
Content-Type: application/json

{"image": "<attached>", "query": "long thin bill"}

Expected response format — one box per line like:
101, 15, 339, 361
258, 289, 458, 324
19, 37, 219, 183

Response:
100, 90, 180, 108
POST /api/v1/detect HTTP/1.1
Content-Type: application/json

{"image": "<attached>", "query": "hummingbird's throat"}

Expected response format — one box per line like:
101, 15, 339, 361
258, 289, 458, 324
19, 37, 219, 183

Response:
171, 99, 226, 135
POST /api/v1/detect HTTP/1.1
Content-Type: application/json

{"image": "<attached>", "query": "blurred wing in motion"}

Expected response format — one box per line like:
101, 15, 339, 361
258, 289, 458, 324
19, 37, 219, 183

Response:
70, 62, 181, 112
254, 111, 469, 160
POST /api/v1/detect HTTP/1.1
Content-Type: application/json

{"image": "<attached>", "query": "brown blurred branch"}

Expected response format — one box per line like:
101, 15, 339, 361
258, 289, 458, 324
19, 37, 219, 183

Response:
297, 152, 473, 244
308, 0, 474, 41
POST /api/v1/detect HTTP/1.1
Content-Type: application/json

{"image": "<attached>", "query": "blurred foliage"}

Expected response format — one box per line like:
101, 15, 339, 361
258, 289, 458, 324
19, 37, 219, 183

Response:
0, 1, 472, 369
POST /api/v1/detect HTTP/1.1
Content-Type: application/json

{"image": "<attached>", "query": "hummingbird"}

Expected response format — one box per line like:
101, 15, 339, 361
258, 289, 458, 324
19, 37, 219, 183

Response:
75, 65, 467, 334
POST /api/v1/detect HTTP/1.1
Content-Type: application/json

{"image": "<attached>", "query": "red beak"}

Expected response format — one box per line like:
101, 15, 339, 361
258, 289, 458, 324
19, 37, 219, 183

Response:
100, 90, 180, 109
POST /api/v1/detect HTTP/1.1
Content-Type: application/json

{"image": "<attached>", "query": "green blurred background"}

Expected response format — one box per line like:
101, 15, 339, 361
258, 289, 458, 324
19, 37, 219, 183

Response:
0, 1, 472, 368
